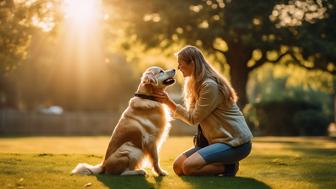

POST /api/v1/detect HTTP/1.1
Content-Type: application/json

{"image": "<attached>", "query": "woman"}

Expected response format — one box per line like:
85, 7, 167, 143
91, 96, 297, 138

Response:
154, 45, 253, 176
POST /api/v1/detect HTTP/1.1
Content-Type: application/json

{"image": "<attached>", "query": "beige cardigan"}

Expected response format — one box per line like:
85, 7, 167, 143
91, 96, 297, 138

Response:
173, 79, 253, 147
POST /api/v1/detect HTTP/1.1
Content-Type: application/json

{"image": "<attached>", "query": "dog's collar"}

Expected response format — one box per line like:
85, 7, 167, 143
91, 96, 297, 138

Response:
134, 93, 160, 102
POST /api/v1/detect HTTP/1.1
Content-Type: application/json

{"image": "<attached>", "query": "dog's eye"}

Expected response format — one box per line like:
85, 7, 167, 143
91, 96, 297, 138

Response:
159, 70, 164, 74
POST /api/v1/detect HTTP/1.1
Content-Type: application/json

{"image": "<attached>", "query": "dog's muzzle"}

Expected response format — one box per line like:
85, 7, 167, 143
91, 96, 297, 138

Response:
163, 69, 176, 85
163, 78, 175, 85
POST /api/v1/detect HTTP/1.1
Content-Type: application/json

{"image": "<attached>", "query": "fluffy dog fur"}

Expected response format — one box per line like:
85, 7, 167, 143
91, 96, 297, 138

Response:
71, 66, 176, 176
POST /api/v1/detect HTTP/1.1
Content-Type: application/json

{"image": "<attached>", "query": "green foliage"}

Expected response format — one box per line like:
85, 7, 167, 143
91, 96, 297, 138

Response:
247, 63, 333, 114
0, 0, 56, 74
1, 55, 139, 112
1, 0, 335, 113
245, 64, 333, 136
0, 1, 142, 112
112, 0, 336, 71
253, 99, 328, 136
109, 0, 336, 107
293, 110, 329, 136
0, 0, 31, 73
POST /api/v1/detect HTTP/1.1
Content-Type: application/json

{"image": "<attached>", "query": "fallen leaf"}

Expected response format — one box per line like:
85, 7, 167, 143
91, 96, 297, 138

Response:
83, 182, 92, 187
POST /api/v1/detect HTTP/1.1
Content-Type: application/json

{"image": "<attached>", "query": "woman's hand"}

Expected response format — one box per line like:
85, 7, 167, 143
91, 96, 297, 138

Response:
153, 92, 177, 111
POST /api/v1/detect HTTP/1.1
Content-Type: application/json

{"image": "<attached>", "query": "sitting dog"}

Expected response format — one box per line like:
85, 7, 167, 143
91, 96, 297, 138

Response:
71, 66, 176, 176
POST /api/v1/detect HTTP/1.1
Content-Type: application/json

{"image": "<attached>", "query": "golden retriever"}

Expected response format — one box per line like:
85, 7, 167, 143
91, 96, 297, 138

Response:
71, 66, 176, 176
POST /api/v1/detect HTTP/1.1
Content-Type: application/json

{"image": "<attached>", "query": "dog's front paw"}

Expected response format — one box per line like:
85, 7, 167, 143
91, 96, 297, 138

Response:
157, 169, 168, 176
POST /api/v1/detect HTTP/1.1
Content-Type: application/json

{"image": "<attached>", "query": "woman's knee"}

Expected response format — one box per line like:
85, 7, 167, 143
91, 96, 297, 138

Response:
182, 158, 200, 176
181, 159, 192, 175
173, 154, 187, 176
182, 154, 205, 176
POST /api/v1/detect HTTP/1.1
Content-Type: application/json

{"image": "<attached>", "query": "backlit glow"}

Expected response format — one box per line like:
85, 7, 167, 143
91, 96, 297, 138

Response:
63, 0, 101, 28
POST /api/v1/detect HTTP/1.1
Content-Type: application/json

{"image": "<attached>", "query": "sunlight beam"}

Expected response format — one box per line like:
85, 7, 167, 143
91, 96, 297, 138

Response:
55, 0, 104, 105
63, 0, 101, 28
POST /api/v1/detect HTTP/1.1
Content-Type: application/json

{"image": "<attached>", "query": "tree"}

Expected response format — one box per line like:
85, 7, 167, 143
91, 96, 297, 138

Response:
109, 0, 336, 108
0, 0, 56, 74
0, 0, 58, 108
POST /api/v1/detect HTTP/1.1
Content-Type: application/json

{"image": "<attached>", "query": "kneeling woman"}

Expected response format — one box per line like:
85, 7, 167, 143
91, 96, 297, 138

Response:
155, 46, 253, 176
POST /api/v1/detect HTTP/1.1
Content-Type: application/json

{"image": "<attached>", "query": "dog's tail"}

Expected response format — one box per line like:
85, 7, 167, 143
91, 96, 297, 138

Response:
71, 163, 103, 175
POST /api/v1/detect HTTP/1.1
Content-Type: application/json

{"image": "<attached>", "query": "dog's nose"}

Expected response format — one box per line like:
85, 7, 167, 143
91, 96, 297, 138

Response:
172, 69, 176, 74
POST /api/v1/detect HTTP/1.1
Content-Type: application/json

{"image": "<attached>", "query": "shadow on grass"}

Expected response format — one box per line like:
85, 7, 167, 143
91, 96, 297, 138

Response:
181, 176, 271, 189
252, 138, 336, 188
294, 147, 336, 156
96, 174, 156, 189
96, 174, 271, 189
286, 143, 336, 188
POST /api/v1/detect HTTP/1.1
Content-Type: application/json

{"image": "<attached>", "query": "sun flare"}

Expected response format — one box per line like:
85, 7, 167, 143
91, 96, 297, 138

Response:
62, 0, 101, 27
57, 0, 104, 92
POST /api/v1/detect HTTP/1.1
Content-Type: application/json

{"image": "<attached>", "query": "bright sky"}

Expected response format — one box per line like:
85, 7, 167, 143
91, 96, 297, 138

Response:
62, 0, 102, 28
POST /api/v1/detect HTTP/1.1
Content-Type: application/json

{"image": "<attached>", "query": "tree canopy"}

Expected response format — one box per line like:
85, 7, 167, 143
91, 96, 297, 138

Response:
0, 0, 334, 113
110, 0, 336, 107
0, 0, 57, 73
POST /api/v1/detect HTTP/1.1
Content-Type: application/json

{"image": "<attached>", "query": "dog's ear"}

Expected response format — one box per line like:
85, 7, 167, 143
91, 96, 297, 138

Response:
142, 73, 158, 86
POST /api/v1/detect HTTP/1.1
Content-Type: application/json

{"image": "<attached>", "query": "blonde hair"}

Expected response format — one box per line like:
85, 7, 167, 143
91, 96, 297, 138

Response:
176, 45, 237, 110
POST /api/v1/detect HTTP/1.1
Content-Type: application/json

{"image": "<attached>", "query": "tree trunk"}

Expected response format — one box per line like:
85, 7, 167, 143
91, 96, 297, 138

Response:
333, 77, 336, 124
230, 60, 249, 109
225, 44, 252, 109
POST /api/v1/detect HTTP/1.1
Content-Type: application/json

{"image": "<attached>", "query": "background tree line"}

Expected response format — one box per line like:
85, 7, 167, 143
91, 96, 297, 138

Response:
0, 0, 334, 136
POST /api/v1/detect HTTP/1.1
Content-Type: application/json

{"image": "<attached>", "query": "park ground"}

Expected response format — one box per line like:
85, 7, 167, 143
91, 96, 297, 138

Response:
0, 136, 335, 189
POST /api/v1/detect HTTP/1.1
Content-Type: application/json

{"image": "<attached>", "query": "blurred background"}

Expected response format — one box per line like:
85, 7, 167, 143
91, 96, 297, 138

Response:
0, 0, 335, 137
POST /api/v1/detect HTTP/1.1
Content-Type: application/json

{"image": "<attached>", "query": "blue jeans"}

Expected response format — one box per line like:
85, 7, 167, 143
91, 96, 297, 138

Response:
183, 141, 252, 164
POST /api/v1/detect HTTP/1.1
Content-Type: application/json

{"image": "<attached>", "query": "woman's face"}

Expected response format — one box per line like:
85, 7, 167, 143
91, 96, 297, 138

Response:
177, 58, 194, 77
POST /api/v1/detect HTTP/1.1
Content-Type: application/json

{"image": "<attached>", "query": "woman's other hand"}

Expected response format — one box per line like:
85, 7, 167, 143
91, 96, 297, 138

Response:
153, 92, 177, 111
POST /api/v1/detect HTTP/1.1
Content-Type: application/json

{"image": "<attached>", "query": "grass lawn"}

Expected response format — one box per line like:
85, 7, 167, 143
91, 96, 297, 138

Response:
0, 136, 335, 189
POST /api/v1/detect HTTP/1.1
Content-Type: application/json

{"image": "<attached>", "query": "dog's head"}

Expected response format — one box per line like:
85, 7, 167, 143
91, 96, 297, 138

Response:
141, 66, 176, 90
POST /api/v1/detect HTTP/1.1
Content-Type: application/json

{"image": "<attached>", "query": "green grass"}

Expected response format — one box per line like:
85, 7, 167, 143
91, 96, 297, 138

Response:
0, 136, 335, 189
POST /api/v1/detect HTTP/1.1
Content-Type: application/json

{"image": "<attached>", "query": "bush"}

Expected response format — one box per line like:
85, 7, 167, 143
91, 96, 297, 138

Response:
293, 110, 328, 136
249, 98, 329, 136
